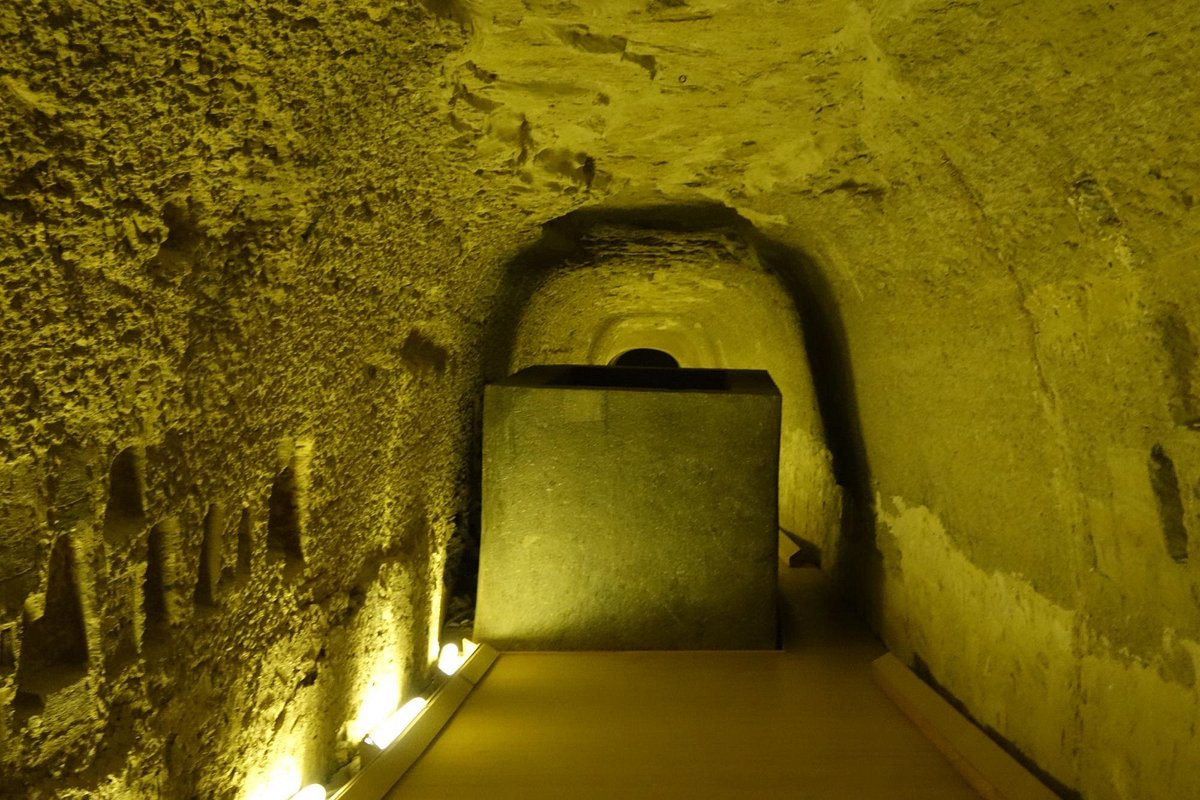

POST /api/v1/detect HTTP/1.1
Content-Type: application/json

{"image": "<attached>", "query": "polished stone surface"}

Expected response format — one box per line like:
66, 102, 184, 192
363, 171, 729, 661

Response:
390, 567, 982, 800
476, 365, 781, 650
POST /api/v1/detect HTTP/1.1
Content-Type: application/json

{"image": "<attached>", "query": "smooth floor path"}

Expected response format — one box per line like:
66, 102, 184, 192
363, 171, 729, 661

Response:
388, 568, 982, 799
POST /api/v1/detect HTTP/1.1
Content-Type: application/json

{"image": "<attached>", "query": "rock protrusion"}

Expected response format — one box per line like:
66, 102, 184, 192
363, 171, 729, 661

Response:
235, 507, 253, 580
195, 504, 224, 608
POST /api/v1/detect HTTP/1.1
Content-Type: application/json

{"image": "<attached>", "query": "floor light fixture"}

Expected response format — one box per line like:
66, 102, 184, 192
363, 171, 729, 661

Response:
289, 785, 327, 800
364, 697, 428, 751
437, 638, 479, 676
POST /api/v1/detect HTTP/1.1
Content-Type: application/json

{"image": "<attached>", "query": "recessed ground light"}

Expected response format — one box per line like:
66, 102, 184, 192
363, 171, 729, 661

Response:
289, 785, 326, 800
335, 644, 497, 799
437, 639, 479, 676
364, 697, 428, 750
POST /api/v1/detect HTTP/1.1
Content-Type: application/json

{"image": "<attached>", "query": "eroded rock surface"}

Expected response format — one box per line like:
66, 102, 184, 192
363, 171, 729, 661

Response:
3, 0, 1199, 798
0, 1, 531, 796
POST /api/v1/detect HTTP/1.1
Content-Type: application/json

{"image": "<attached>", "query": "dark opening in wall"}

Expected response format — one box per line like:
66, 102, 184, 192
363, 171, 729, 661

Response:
1149, 444, 1189, 563
267, 467, 304, 568
549, 364, 728, 391
195, 505, 223, 607
15, 535, 88, 696
1157, 306, 1200, 426
442, 510, 478, 630
144, 523, 170, 645
610, 348, 680, 368
236, 507, 253, 579
103, 447, 145, 549
0, 626, 16, 672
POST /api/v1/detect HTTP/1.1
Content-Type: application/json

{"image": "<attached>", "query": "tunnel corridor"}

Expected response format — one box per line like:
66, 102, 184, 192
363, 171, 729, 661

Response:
4, 1, 1200, 798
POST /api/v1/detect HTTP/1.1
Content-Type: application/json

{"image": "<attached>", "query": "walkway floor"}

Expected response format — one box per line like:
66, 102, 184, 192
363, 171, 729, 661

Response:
388, 567, 980, 799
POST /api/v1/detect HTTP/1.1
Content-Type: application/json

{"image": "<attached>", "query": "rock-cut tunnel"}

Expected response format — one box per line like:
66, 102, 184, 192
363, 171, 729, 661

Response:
3, 2, 1199, 799
481, 205, 867, 584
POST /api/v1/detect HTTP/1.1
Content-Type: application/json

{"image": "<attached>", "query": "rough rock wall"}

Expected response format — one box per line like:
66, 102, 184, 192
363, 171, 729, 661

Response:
0, 1, 532, 797
5, 0, 1200, 798
441, 1, 1200, 798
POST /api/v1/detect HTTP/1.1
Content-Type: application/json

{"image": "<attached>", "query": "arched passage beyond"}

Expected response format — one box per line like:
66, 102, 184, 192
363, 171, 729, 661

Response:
609, 348, 680, 368
471, 202, 878, 615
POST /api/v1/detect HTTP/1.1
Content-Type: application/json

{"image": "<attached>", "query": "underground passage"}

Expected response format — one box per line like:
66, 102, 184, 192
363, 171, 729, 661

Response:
2, 1, 1199, 799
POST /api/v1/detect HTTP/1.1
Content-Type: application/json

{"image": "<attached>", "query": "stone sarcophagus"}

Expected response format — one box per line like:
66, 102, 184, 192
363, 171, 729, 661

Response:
475, 365, 781, 650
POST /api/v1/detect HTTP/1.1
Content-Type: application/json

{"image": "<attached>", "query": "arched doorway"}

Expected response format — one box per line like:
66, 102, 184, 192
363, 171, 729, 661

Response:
609, 348, 680, 368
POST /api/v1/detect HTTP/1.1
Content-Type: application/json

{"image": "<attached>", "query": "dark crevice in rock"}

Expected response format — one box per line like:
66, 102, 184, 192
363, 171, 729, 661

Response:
267, 466, 304, 568
0, 627, 15, 671
1149, 444, 1189, 563
144, 522, 172, 647
1157, 306, 1199, 425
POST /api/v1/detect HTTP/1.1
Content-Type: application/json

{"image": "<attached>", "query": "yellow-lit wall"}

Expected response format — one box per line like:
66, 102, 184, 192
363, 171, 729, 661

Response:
0, 2, 528, 796
4, 0, 1200, 798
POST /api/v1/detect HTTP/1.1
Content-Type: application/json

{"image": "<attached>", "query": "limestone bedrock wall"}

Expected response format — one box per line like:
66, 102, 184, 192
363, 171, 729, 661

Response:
442, 1, 1200, 799
507, 223, 841, 562
7, 0, 1200, 798
0, 2, 540, 798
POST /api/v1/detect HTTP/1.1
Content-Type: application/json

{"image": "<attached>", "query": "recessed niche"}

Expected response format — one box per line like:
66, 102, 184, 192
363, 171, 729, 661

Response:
195, 504, 224, 607
267, 467, 304, 568
103, 447, 146, 550
0, 626, 16, 672
609, 347, 680, 368
15, 535, 89, 698
144, 522, 173, 645
1149, 445, 1189, 563
236, 507, 253, 579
